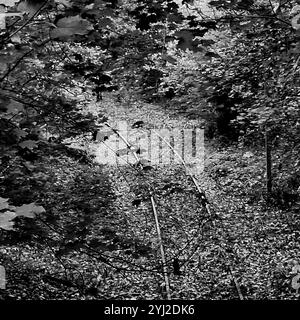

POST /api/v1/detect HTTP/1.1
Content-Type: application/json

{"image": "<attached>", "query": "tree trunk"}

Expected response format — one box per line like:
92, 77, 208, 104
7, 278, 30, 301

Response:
265, 127, 272, 194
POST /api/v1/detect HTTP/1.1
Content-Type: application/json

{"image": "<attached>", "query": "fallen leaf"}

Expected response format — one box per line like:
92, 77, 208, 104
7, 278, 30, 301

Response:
14, 202, 45, 218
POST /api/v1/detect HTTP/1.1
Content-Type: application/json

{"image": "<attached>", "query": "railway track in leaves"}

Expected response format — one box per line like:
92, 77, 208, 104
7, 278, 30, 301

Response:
91, 120, 244, 300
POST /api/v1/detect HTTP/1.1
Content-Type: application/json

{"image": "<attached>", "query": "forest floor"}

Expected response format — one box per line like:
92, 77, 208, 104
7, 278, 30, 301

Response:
0, 94, 300, 300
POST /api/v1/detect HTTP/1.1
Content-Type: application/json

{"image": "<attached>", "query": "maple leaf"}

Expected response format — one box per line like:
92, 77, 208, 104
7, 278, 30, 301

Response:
51, 15, 94, 39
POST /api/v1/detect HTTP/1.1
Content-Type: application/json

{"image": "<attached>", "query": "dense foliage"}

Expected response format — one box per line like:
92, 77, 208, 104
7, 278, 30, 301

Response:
0, 0, 299, 300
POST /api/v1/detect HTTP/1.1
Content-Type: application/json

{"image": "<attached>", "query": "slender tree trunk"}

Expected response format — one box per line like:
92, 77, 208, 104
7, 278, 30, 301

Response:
265, 127, 272, 194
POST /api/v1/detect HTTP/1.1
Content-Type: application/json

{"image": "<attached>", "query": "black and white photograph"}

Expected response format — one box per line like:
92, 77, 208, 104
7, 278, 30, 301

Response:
0, 0, 300, 308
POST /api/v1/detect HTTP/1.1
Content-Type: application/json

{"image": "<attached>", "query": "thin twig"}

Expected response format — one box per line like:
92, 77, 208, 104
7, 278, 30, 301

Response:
150, 194, 171, 300
104, 122, 172, 300
228, 265, 244, 300
0, 38, 51, 84
3, 0, 49, 43
152, 129, 244, 300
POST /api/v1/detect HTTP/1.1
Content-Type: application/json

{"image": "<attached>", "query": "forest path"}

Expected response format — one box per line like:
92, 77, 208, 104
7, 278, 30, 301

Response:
79, 94, 298, 300
81, 94, 245, 299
